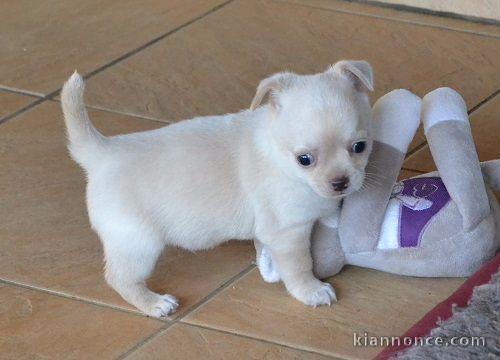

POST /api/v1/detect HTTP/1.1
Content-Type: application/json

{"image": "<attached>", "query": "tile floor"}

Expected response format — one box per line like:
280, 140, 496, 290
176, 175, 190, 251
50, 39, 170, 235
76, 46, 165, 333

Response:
0, 0, 498, 359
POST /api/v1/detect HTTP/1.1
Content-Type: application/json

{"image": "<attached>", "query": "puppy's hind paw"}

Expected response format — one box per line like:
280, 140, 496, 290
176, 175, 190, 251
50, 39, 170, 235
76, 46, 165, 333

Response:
146, 294, 179, 318
257, 247, 281, 283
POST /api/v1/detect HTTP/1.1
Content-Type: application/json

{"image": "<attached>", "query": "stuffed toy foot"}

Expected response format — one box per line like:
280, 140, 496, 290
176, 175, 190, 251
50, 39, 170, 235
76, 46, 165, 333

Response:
346, 88, 500, 277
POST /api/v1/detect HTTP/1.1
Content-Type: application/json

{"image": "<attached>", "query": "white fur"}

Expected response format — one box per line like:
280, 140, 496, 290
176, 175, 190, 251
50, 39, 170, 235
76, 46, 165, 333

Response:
258, 246, 281, 283
61, 62, 372, 317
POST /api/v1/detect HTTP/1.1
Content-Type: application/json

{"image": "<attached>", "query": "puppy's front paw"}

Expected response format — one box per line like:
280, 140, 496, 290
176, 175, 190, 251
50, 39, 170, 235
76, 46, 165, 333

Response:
291, 280, 337, 307
257, 247, 281, 283
144, 294, 179, 318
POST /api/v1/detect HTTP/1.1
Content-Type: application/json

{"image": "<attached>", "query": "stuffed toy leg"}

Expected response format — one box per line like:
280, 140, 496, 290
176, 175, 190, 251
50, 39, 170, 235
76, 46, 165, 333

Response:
257, 88, 500, 283
343, 88, 499, 277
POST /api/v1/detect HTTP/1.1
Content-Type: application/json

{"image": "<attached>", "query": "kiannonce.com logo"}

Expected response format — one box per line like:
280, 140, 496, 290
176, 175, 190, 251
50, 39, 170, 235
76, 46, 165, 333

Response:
353, 332, 486, 347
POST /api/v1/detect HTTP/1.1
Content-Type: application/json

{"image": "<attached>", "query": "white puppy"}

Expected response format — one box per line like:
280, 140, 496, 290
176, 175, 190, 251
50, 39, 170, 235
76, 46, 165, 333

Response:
61, 60, 374, 317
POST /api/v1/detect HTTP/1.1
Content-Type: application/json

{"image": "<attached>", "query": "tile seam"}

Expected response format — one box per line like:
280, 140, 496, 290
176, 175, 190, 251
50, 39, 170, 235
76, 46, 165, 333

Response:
48, 97, 176, 125
116, 322, 175, 360
182, 322, 343, 359
0, 263, 256, 359
0, 0, 235, 105
0, 86, 44, 98
175, 263, 256, 321
339, 0, 500, 26
117, 263, 256, 359
62, 0, 235, 100
404, 88, 500, 161
0, 278, 160, 321
179, 321, 348, 359
0, 97, 48, 125
274, 0, 500, 38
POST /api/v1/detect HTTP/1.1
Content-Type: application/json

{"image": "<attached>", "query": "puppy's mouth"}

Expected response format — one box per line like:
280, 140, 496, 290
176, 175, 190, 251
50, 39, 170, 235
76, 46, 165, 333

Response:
313, 187, 356, 199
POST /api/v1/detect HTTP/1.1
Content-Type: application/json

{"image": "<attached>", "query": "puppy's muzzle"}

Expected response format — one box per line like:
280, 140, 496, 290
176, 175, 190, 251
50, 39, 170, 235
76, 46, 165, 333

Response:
331, 176, 349, 192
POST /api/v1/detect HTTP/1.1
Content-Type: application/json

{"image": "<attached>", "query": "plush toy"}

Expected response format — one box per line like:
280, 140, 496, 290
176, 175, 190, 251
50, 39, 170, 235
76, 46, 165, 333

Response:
256, 87, 500, 284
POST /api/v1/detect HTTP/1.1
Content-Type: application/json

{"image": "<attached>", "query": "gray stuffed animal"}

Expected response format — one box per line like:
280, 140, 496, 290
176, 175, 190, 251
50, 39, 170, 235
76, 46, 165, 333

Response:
256, 87, 500, 284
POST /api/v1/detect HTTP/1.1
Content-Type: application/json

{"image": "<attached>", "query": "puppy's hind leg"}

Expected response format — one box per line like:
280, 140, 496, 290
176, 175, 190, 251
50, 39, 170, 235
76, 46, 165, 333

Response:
100, 225, 178, 318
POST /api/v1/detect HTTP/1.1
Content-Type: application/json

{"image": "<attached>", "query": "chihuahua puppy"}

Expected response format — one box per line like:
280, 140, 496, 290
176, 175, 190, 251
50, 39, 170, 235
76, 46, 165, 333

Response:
61, 60, 373, 317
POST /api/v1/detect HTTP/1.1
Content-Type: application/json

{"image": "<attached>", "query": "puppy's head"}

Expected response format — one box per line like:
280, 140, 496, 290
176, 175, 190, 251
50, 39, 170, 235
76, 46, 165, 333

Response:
251, 60, 374, 199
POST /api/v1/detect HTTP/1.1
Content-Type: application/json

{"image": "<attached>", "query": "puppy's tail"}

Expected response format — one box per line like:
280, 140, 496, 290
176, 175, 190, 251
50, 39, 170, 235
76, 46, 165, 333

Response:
61, 72, 107, 170
482, 160, 500, 192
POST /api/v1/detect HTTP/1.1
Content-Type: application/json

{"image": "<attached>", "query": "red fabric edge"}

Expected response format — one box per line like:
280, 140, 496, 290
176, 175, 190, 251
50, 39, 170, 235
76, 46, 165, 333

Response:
375, 252, 500, 360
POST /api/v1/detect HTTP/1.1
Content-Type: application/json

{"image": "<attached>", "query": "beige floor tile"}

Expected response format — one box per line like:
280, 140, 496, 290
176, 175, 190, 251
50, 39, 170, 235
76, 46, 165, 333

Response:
0, 0, 227, 94
126, 323, 333, 360
0, 282, 162, 360
0, 101, 254, 317
84, 0, 499, 152
184, 267, 464, 359
84, 0, 500, 150
373, 0, 500, 23
404, 95, 500, 172
0, 91, 35, 120
281, 0, 500, 36
398, 169, 421, 180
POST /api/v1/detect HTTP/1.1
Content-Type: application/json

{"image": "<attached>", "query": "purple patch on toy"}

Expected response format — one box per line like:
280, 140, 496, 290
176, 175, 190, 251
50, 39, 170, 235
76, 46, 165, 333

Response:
391, 177, 451, 248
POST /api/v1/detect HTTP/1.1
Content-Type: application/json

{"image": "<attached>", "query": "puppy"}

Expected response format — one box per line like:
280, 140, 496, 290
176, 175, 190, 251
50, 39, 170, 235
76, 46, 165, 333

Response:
61, 60, 374, 317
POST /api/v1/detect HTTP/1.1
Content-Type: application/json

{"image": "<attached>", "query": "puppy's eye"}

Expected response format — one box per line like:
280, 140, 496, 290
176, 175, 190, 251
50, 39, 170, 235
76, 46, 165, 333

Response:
351, 141, 366, 154
296, 154, 315, 167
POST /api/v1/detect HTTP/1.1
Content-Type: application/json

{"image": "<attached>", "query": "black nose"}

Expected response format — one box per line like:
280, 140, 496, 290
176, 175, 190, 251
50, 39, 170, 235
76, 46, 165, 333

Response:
331, 176, 349, 192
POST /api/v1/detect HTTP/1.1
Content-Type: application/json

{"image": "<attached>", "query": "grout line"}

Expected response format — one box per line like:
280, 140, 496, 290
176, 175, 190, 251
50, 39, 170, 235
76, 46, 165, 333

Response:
78, 0, 235, 86
0, 278, 163, 321
0, 97, 47, 125
0, 263, 256, 359
405, 88, 499, 160
274, 0, 500, 38
0, 0, 234, 127
0, 86, 44, 98
467, 89, 500, 114
82, 104, 174, 124
46, 96, 175, 125
0, 263, 256, 325
119, 263, 339, 359
116, 321, 175, 360
0, 95, 173, 127
405, 140, 428, 159
0, 81, 66, 126
116, 263, 256, 359
175, 263, 256, 321
180, 322, 341, 359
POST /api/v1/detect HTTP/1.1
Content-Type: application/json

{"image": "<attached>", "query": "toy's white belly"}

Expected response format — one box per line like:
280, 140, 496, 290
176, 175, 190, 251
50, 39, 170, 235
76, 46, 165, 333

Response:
377, 198, 401, 249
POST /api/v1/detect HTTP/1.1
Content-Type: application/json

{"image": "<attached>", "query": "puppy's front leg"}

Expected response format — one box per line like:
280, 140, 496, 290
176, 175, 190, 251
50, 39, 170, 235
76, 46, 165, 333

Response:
262, 224, 337, 307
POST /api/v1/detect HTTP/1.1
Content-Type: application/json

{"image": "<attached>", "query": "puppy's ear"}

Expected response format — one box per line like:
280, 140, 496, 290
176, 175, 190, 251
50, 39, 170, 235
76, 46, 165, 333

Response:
330, 60, 374, 93
250, 72, 295, 111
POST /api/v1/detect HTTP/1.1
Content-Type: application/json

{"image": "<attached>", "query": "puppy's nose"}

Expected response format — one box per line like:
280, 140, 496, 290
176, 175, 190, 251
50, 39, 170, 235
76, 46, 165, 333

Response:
331, 176, 349, 192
